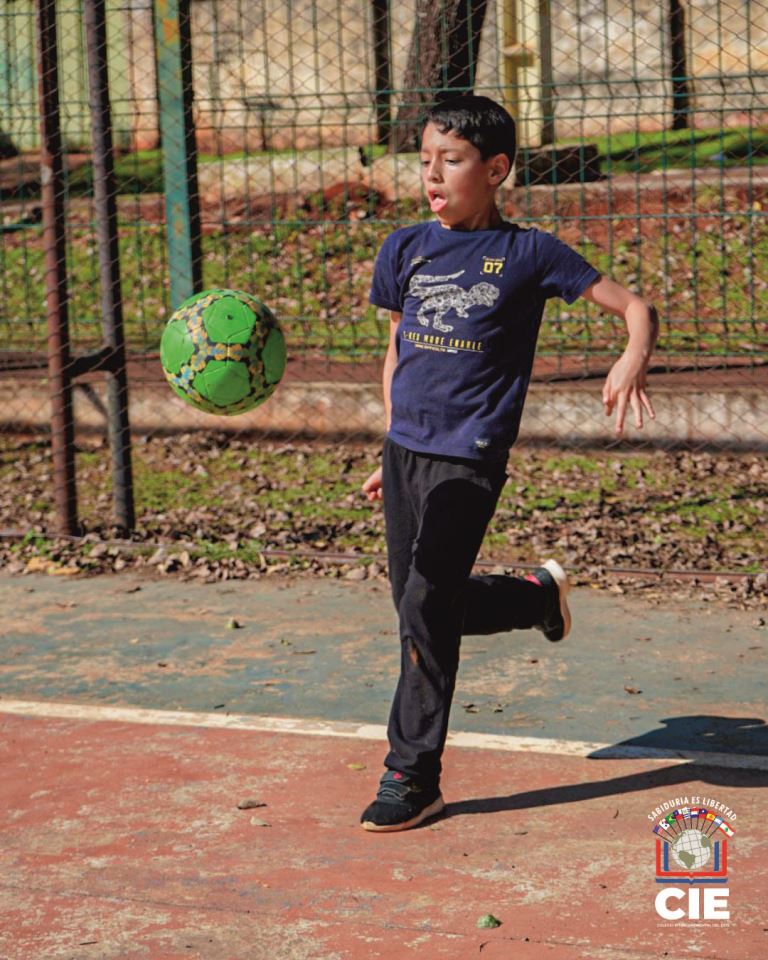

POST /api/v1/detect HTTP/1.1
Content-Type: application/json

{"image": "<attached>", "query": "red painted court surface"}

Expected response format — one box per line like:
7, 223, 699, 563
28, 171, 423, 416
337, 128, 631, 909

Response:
1, 573, 767, 959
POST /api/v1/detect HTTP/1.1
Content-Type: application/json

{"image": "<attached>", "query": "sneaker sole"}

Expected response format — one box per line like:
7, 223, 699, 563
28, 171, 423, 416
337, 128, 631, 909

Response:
360, 794, 445, 833
542, 559, 572, 641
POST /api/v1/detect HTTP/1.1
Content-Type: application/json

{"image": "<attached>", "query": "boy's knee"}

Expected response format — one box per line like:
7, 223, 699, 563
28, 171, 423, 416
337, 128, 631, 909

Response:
398, 567, 463, 625
398, 568, 431, 614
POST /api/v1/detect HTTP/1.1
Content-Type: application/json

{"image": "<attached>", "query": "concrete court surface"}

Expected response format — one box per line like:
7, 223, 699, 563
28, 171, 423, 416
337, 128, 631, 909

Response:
0, 571, 767, 960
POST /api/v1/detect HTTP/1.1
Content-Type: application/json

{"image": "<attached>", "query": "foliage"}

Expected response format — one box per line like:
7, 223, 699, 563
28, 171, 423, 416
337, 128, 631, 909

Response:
0, 437, 765, 608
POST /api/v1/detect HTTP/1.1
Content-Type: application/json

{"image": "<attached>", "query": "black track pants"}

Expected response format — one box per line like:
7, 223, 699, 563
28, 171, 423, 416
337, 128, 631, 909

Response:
382, 437, 550, 784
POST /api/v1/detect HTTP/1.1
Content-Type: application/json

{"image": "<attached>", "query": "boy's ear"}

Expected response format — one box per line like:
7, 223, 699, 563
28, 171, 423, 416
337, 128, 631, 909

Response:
488, 153, 511, 184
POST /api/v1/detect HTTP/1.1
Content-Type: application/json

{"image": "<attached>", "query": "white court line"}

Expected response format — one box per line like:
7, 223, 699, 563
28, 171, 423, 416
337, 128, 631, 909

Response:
1, 698, 767, 771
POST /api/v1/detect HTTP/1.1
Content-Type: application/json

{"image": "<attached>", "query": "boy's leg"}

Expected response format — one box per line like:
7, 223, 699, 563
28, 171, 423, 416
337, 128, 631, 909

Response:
380, 438, 420, 612
381, 443, 565, 642
382, 447, 506, 786
363, 443, 568, 830
462, 563, 571, 639
361, 439, 448, 832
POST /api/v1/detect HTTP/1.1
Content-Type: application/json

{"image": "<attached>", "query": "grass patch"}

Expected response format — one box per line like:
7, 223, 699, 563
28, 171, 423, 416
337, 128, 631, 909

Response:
562, 126, 768, 174
127, 460, 225, 512
66, 150, 166, 196
190, 538, 267, 566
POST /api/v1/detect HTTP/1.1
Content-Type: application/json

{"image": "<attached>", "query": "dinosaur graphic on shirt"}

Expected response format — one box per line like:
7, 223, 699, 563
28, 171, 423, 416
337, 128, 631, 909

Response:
407, 270, 500, 332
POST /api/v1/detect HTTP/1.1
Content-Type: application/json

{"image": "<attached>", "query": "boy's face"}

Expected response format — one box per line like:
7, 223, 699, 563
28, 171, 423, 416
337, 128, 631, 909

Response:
420, 121, 509, 229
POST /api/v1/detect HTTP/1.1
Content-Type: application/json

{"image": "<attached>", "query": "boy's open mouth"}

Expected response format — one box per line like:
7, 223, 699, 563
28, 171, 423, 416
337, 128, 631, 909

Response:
428, 190, 447, 213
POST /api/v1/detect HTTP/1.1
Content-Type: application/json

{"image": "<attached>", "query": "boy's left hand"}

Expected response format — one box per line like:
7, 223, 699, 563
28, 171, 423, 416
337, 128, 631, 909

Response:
580, 279, 658, 436
602, 351, 655, 435
362, 466, 383, 502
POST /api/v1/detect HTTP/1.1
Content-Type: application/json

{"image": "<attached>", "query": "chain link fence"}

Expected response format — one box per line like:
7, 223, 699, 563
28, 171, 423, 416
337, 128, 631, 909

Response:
0, 0, 766, 589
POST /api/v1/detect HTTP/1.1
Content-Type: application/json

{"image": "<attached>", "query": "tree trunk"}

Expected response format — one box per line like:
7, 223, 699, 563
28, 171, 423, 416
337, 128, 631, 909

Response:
669, 0, 692, 130
393, 0, 489, 152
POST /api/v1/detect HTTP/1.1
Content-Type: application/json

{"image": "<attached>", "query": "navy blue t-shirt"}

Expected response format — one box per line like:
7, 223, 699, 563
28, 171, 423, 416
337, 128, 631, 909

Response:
369, 220, 601, 460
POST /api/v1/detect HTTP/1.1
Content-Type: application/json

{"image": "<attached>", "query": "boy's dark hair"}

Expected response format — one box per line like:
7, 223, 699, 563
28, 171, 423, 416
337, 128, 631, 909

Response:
423, 94, 517, 178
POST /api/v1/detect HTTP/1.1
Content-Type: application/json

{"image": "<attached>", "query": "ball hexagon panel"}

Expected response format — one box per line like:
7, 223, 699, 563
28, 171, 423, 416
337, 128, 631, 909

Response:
199, 360, 253, 407
159, 315, 196, 374
203, 297, 257, 345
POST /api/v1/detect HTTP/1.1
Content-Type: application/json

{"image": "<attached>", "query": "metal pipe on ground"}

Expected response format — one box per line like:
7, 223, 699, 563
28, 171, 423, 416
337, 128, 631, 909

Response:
0, 530, 756, 585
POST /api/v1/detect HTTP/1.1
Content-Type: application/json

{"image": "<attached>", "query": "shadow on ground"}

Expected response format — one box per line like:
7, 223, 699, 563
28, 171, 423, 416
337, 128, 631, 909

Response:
444, 714, 768, 821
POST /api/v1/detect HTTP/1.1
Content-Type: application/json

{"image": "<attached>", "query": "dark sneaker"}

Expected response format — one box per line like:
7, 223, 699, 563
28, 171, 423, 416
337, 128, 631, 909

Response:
360, 770, 445, 832
527, 559, 572, 642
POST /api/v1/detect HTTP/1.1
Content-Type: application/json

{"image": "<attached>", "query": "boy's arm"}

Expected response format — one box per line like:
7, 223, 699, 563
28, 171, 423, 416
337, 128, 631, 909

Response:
581, 277, 659, 436
362, 312, 401, 501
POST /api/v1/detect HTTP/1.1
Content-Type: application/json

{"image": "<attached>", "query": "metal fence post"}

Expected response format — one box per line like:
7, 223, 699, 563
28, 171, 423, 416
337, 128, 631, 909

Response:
35, 0, 78, 536
154, 0, 202, 308
84, 0, 135, 531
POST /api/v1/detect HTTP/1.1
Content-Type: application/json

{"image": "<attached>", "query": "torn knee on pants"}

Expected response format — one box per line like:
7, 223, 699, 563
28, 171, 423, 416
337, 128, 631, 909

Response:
406, 636, 420, 667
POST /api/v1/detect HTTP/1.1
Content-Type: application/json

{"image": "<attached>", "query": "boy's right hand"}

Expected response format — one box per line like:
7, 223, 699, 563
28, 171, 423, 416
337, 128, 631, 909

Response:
362, 466, 383, 502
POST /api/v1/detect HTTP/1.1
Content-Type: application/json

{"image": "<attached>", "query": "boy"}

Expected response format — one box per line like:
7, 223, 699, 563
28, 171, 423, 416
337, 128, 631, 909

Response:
360, 95, 657, 832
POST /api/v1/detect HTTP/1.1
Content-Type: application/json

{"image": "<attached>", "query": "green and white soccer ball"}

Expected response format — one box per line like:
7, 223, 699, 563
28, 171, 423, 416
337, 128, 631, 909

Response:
159, 288, 286, 415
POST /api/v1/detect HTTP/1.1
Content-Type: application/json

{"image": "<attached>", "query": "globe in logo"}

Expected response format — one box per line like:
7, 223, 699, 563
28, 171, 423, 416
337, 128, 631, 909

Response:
671, 829, 712, 870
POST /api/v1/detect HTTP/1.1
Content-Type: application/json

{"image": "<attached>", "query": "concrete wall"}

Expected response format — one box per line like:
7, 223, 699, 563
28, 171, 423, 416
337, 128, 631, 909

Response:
547, 0, 767, 136
3, 376, 767, 449
0, 0, 132, 152
2, 0, 763, 153
124, 0, 768, 153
